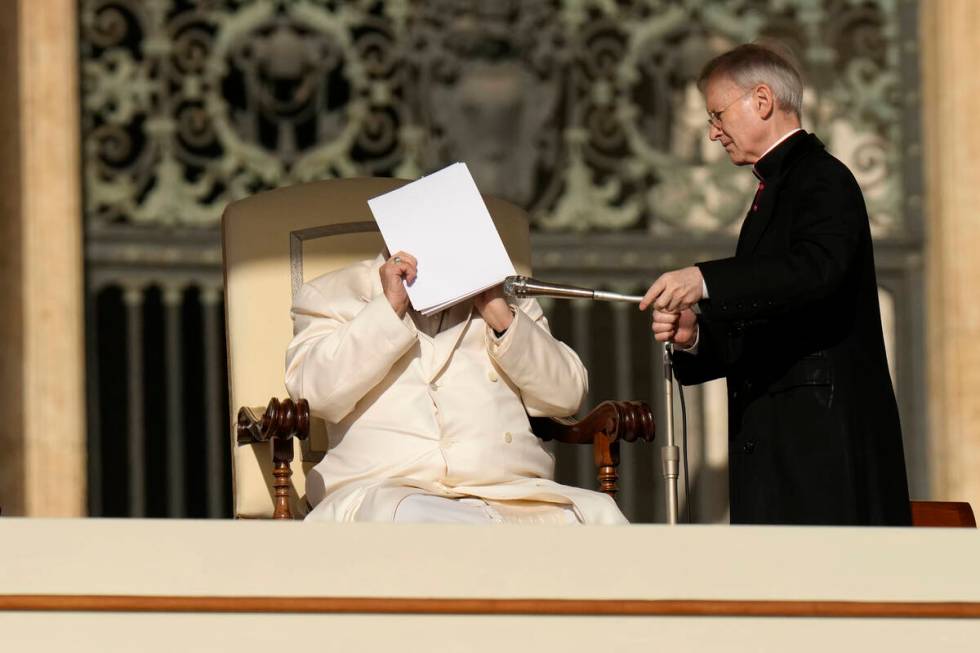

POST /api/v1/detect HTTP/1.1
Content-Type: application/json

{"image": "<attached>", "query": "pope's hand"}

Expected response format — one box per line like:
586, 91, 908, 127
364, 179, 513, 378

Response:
379, 251, 417, 318
639, 266, 704, 313
474, 284, 514, 333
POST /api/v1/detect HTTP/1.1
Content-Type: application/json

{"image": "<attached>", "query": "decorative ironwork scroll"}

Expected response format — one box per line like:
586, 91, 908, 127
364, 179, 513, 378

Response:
81, 0, 913, 237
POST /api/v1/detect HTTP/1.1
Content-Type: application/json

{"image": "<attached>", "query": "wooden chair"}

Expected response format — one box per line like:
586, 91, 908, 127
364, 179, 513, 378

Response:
910, 501, 976, 527
222, 177, 654, 520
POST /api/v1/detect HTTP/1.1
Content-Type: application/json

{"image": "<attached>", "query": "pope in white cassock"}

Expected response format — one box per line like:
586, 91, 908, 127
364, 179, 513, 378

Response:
285, 250, 628, 524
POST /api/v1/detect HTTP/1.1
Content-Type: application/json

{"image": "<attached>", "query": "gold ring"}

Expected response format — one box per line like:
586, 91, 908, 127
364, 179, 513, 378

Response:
393, 256, 402, 264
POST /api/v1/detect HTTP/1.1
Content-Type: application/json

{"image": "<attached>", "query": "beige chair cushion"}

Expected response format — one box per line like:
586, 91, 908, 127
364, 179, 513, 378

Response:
222, 177, 533, 518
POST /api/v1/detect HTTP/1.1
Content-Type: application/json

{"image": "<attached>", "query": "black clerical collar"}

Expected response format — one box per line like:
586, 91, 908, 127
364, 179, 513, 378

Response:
752, 129, 808, 181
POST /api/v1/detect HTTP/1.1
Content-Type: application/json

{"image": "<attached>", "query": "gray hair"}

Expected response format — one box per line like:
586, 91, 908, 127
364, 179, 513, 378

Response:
697, 43, 804, 117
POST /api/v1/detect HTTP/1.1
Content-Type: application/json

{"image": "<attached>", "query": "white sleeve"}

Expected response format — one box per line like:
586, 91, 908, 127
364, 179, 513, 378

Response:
285, 283, 418, 423
485, 299, 588, 418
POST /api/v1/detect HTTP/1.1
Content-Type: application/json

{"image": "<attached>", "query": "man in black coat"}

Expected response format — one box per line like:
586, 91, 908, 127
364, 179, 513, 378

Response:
640, 44, 911, 525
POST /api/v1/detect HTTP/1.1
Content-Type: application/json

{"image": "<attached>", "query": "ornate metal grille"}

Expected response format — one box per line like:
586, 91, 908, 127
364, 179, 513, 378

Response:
81, 0, 924, 521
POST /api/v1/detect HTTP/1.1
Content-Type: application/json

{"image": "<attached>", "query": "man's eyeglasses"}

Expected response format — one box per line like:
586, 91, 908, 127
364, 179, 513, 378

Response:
707, 88, 754, 129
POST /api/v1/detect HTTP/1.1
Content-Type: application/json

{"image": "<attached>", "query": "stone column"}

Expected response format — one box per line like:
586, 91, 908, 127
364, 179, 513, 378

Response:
920, 1, 980, 507
0, 1, 85, 516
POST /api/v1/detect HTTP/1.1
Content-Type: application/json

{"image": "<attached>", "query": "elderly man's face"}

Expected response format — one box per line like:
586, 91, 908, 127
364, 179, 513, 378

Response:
703, 75, 764, 166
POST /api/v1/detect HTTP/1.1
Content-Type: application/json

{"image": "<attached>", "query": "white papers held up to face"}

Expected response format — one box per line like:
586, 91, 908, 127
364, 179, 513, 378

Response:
367, 162, 517, 315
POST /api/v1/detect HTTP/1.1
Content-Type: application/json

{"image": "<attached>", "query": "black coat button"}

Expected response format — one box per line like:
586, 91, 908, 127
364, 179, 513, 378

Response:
742, 441, 755, 454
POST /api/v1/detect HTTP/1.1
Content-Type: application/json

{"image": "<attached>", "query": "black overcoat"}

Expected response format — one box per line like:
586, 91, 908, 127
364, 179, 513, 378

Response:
673, 131, 911, 525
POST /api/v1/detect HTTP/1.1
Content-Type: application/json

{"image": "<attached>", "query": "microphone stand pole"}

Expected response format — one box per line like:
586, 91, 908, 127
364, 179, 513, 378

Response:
662, 343, 679, 525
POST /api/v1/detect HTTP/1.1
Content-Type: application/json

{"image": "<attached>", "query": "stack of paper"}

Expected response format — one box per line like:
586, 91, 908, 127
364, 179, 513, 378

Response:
367, 162, 516, 315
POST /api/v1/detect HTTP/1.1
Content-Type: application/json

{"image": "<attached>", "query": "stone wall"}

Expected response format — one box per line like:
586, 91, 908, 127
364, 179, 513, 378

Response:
0, 0, 86, 516
921, 0, 980, 509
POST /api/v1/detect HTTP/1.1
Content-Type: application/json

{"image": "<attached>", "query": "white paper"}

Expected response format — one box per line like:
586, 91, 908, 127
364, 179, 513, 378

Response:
367, 162, 516, 315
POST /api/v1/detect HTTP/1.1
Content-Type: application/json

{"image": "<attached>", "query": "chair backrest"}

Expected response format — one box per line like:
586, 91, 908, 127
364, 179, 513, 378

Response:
222, 177, 533, 518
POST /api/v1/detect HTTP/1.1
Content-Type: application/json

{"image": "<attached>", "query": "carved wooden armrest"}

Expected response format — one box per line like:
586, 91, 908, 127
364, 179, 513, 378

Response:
236, 397, 310, 519
531, 400, 655, 445
531, 400, 655, 496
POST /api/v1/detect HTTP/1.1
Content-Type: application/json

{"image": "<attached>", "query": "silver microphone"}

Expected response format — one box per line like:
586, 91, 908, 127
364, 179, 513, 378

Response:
503, 275, 644, 304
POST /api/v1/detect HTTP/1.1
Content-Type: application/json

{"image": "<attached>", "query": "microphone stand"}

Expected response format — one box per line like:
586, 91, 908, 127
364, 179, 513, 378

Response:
662, 343, 680, 525
502, 275, 645, 303
504, 275, 681, 525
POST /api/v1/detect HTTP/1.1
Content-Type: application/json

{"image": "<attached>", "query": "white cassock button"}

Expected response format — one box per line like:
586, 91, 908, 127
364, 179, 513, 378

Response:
504, 432, 512, 443
488, 370, 498, 382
